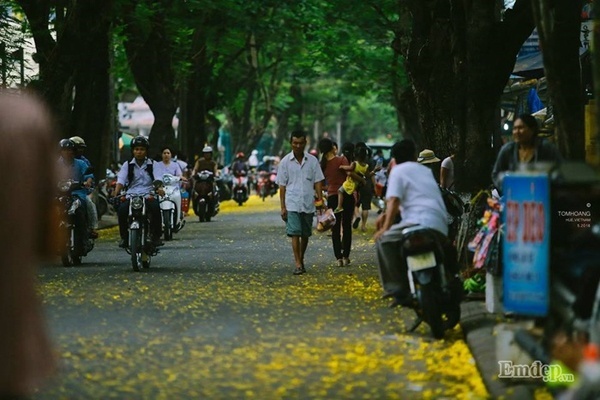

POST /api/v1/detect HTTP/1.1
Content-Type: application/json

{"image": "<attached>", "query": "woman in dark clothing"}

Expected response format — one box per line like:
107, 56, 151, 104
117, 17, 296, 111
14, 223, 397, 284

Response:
318, 138, 362, 266
492, 114, 562, 194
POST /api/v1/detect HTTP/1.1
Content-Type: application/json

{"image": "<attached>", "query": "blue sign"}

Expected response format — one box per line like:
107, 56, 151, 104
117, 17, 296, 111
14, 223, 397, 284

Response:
502, 173, 550, 316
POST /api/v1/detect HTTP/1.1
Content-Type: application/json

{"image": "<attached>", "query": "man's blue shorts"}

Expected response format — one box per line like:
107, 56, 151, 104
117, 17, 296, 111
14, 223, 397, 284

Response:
286, 211, 314, 237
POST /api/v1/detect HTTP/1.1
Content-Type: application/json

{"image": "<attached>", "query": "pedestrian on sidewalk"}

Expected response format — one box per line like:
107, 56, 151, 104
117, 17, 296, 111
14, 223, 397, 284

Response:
0, 91, 56, 398
276, 130, 325, 275
318, 138, 363, 267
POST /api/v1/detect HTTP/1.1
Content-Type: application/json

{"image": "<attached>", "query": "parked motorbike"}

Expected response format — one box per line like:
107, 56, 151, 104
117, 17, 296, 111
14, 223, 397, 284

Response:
114, 192, 158, 272
439, 186, 466, 243
157, 174, 185, 241
257, 170, 278, 201
56, 179, 94, 266
232, 171, 249, 206
95, 172, 117, 219
400, 225, 463, 339
193, 170, 220, 222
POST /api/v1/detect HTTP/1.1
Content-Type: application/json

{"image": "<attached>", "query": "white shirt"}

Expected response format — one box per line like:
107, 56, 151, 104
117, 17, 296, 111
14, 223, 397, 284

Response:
441, 156, 454, 189
117, 158, 156, 196
276, 152, 324, 213
386, 161, 448, 235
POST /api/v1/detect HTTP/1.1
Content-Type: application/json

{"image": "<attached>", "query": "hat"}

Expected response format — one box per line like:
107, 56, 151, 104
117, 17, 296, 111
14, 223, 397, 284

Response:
418, 149, 441, 164
202, 146, 213, 153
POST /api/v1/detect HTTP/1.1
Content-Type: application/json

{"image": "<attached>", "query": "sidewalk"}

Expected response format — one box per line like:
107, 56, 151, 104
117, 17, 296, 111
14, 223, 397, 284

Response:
460, 299, 539, 399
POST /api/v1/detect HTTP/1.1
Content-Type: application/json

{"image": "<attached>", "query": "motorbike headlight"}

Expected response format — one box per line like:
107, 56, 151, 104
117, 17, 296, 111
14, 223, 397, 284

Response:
131, 196, 144, 210
163, 175, 172, 185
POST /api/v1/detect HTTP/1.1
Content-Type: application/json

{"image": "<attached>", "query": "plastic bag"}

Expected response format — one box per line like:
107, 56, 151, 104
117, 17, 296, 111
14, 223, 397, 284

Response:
316, 209, 336, 232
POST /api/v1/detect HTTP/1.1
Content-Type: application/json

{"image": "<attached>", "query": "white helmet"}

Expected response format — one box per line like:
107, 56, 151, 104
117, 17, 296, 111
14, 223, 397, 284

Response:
251, 149, 258, 155
70, 136, 86, 148
202, 146, 213, 153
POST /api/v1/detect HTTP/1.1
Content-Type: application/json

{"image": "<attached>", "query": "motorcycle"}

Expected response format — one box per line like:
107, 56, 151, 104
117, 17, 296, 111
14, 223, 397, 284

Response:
157, 174, 185, 241
114, 192, 159, 272
56, 179, 94, 266
95, 172, 117, 220
193, 170, 220, 222
400, 225, 463, 339
256, 170, 278, 201
232, 171, 249, 206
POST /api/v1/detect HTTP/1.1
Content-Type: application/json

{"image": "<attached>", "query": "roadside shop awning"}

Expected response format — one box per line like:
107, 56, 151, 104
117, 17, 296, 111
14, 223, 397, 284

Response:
512, 48, 588, 79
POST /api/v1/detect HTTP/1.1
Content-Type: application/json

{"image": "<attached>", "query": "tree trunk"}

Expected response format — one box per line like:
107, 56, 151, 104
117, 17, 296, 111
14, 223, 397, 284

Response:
122, 2, 177, 157
69, 0, 114, 178
18, 0, 76, 132
401, 0, 535, 192
532, 0, 585, 160
180, 28, 211, 159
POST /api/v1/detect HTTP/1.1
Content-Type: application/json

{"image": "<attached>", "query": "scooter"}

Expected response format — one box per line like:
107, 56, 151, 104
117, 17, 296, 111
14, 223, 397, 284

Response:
193, 170, 220, 222
157, 174, 185, 240
257, 170, 278, 201
232, 171, 249, 206
400, 225, 463, 339
56, 179, 94, 266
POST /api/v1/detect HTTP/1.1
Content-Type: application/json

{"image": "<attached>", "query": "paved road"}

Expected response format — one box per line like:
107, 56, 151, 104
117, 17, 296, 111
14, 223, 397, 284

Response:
35, 196, 487, 399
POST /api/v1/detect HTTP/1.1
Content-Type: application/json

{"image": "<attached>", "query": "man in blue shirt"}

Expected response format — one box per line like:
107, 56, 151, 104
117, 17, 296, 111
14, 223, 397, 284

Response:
70, 136, 98, 238
57, 139, 94, 244
113, 136, 163, 248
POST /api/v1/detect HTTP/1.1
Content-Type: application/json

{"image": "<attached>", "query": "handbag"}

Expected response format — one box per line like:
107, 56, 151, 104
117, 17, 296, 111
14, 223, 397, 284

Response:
316, 208, 336, 232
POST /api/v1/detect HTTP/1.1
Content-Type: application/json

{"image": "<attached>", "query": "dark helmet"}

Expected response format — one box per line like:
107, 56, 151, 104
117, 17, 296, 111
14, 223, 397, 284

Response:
59, 138, 75, 150
131, 136, 150, 149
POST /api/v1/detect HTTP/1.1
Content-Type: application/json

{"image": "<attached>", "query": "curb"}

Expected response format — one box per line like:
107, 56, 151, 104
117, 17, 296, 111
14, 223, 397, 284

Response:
460, 300, 538, 399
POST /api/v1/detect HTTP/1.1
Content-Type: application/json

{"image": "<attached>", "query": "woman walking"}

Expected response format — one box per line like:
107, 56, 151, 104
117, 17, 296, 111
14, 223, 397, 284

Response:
318, 138, 364, 266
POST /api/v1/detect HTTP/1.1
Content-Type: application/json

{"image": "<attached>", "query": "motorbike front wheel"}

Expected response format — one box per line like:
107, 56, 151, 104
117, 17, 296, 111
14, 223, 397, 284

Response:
420, 284, 445, 339
260, 186, 267, 201
130, 229, 142, 272
162, 210, 173, 241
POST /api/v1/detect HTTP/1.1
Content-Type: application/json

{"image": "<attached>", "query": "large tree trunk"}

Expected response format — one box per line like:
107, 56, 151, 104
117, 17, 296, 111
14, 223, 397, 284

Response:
69, 0, 114, 178
18, 0, 76, 132
532, 0, 585, 160
180, 28, 212, 159
122, 2, 177, 157
401, 0, 535, 192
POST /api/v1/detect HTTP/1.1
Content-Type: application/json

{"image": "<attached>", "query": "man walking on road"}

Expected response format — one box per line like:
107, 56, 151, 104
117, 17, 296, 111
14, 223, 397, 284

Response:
277, 130, 325, 275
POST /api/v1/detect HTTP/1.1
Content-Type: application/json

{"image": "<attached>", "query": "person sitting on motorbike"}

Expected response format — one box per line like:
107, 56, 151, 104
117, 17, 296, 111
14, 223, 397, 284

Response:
192, 146, 219, 178
373, 139, 457, 308
57, 139, 94, 237
69, 136, 99, 238
248, 149, 259, 170
231, 152, 249, 177
113, 136, 164, 249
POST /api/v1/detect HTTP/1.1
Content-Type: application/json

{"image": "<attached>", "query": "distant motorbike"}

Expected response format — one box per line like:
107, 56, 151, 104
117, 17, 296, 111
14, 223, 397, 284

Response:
193, 170, 220, 222
232, 171, 249, 206
114, 192, 158, 272
400, 225, 462, 339
56, 179, 94, 266
157, 174, 185, 241
95, 172, 117, 219
257, 170, 278, 201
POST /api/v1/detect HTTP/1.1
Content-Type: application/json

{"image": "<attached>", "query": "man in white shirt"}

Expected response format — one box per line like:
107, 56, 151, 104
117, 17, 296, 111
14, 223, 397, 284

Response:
374, 139, 455, 307
276, 130, 325, 275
